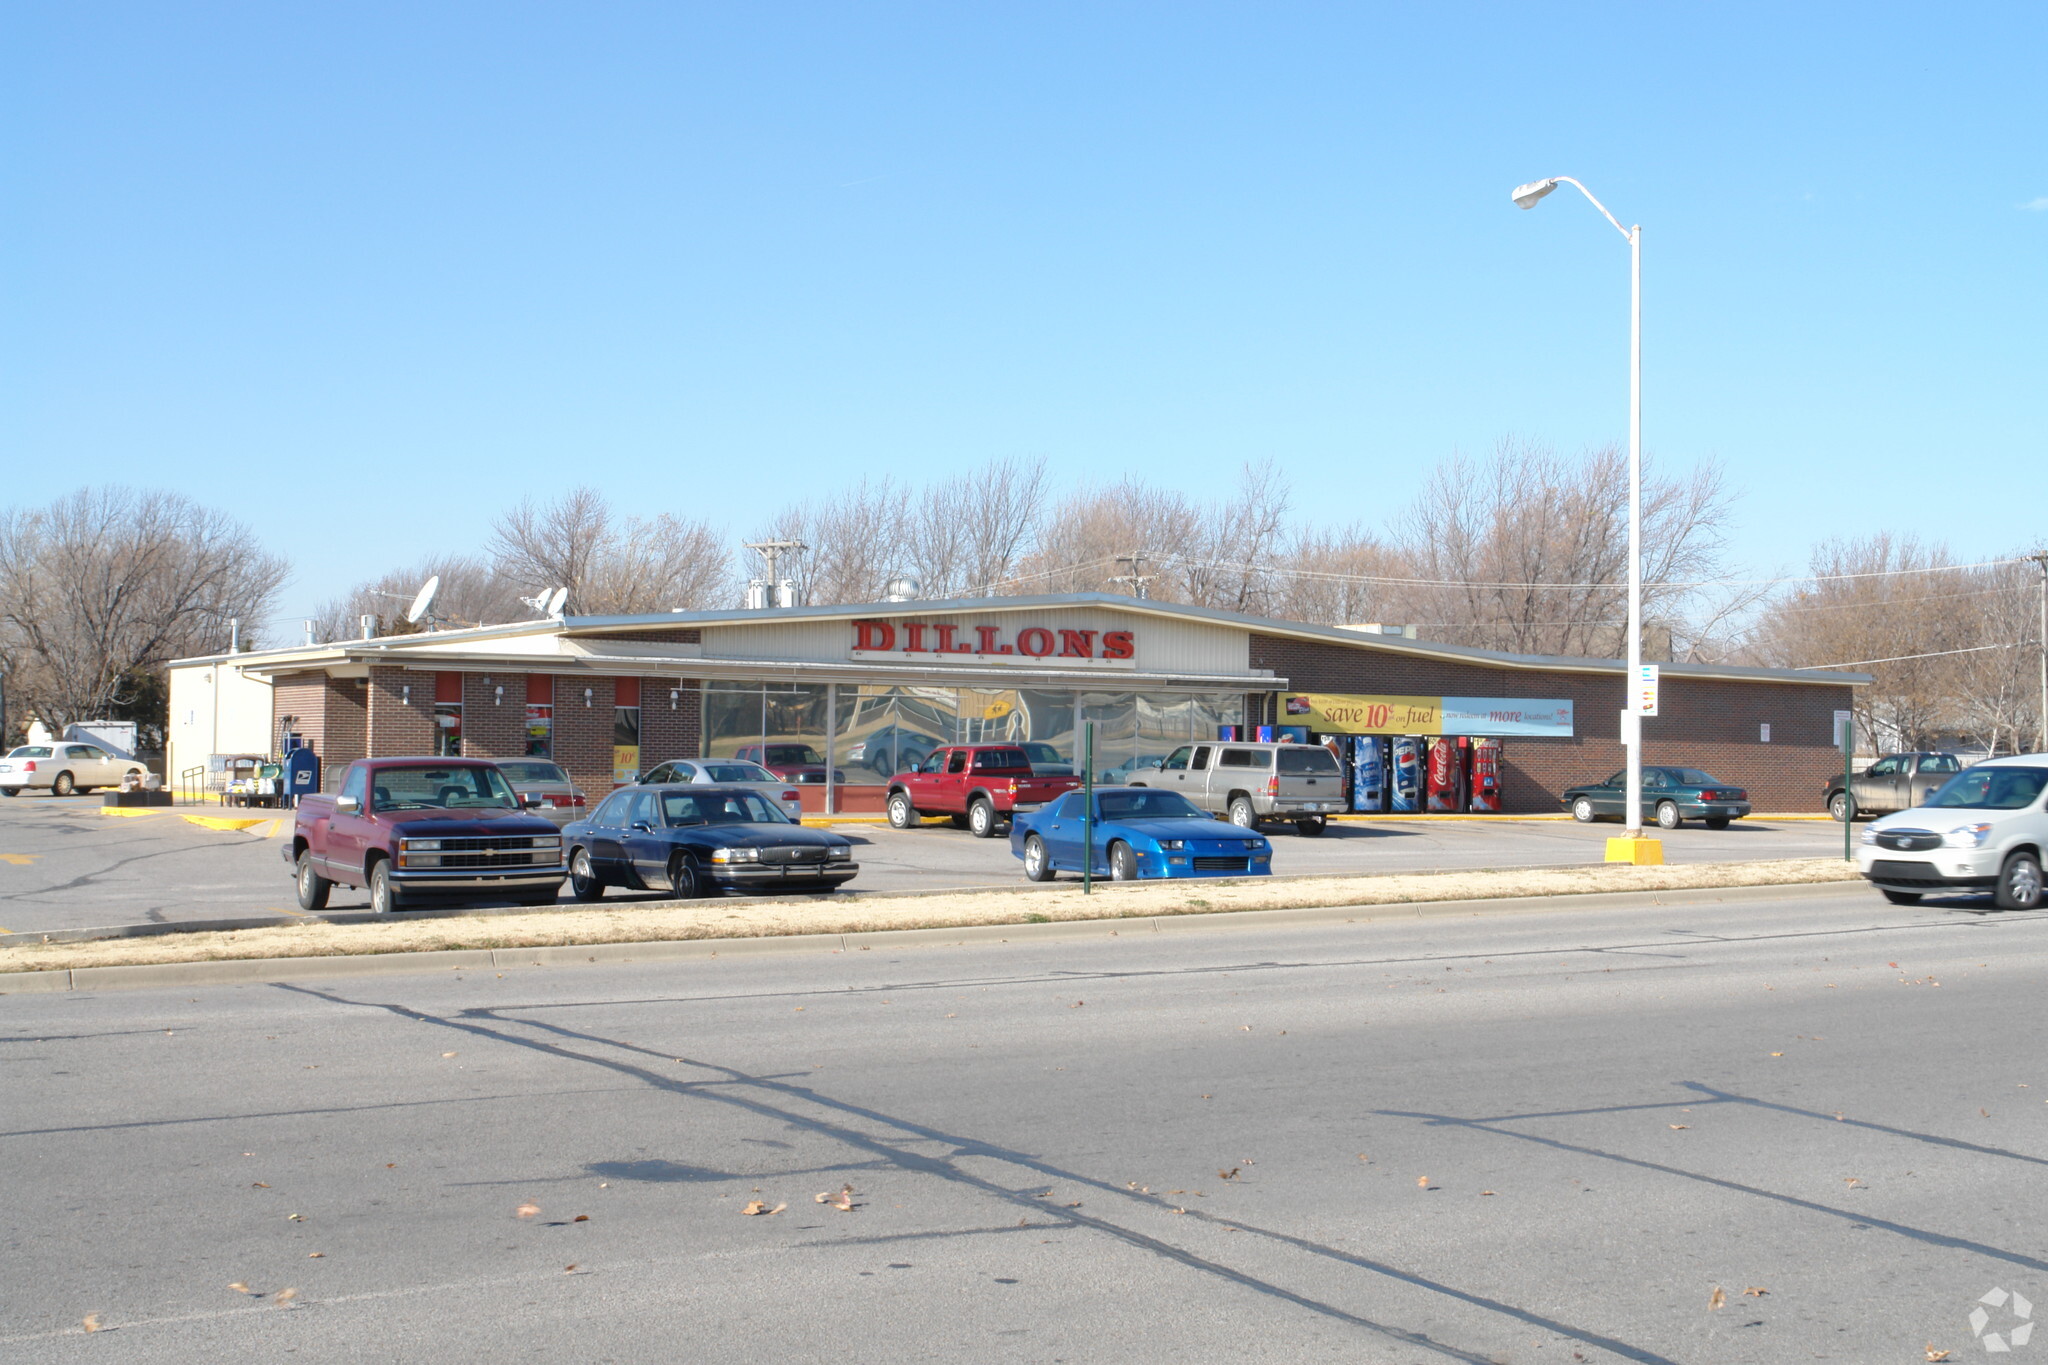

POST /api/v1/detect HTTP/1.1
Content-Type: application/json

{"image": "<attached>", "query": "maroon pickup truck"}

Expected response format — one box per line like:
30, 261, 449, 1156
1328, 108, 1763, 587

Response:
288, 757, 567, 914
886, 745, 1082, 838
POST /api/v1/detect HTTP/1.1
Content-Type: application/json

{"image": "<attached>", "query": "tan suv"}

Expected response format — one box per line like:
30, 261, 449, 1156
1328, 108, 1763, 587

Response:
1135, 741, 1346, 835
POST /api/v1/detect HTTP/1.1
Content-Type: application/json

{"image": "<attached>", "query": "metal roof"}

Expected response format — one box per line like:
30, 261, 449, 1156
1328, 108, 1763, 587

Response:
172, 592, 1869, 687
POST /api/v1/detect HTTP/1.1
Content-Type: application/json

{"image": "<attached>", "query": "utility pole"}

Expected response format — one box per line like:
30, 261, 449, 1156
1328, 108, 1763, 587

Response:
1109, 551, 1154, 600
744, 539, 808, 608
2030, 552, 2048, 754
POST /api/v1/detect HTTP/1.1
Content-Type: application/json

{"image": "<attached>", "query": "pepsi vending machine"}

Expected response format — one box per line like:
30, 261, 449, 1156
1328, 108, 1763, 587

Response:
1390, 737, 1421, 811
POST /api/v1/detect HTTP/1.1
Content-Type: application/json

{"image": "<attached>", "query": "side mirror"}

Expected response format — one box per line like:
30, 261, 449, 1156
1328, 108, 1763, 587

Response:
1151, 759, 1166, 770
336, 795, 360, 813
522, 794, 541, 808
630, 821, 652, 833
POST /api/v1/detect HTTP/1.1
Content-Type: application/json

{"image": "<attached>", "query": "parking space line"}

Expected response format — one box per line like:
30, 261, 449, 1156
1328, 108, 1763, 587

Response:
0, 854, 36, 865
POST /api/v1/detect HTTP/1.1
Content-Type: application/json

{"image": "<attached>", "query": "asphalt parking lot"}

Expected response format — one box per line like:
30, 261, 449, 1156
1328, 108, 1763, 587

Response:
0, 790, 1859, 938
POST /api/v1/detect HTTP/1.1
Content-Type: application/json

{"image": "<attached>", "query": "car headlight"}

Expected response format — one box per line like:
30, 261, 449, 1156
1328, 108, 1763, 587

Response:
1158, 839, 1185, 851
401, 838, 442, 851
1942, 823, 1993, 849
1242, 839, 1261, 850
709, 847, 760, 864
1859, 828, 1880, 846
827, 846, 851, 860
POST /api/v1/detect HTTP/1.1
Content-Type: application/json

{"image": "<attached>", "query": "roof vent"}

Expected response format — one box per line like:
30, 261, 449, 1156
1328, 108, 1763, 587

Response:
1345, 622, 1419, 639
883, 576, 921, 603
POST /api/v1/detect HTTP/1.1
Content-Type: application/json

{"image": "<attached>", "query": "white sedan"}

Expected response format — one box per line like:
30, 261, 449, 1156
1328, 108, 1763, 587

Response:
638, 759, 807, 820
0, 743, 147, 797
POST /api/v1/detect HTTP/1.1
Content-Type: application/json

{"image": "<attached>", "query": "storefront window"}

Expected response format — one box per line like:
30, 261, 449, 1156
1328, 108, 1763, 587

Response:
526, 675, 555, 757
613, 707, 640, 785
434, 703, 462, 756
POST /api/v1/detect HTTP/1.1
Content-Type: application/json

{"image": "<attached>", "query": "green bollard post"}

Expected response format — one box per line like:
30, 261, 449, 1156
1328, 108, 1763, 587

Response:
1082, 721, 1095, 895
1842, 716, 1854, 862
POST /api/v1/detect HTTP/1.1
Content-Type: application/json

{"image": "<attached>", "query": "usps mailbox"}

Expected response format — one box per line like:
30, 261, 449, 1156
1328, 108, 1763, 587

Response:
282, 748, 320, 807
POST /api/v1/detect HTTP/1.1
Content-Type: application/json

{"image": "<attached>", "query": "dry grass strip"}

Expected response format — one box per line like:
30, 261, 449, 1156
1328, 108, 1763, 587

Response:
0, 858, 1859, 975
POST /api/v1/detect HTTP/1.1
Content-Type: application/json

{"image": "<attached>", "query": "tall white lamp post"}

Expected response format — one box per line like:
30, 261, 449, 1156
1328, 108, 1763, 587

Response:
1511, 175, 1652, 847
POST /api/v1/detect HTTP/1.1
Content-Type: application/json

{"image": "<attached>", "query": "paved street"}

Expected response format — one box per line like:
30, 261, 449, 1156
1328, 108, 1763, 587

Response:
4, 883, 2044, 1362
0, 793, 1847, 936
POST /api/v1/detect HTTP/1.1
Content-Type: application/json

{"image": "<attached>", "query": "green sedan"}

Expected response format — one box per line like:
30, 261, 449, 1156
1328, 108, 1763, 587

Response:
1560, 766, 1752, 830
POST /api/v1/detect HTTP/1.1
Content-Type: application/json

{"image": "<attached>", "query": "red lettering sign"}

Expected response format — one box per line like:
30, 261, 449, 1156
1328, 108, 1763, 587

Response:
853, 620, 895, 651
1016, 627, 1054, 657
975, 625, 1012, 655
1102, 630, 1134, 660
852, 621, 1134, 660
1058, 629, 1096, 658
901, 622, 929, 653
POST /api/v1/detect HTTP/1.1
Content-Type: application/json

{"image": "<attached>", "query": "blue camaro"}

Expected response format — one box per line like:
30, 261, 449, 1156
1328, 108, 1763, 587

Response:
1010, 787, 1274, 882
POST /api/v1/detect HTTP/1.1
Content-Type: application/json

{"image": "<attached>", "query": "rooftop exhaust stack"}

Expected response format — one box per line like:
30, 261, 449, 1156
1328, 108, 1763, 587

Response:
883, 576, 920, 603
360, 614, 378, 639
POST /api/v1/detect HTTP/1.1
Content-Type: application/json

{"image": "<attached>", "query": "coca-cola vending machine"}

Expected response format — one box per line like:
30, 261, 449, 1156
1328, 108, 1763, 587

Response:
1468, 737, 1501, 811
1425, 737, 1464, 812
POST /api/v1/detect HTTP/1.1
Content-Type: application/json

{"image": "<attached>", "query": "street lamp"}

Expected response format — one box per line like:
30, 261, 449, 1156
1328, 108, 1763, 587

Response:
1512, 175, 1652, 848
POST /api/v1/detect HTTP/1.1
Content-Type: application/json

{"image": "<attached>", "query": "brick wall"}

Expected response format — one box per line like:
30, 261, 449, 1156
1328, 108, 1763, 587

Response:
365, 666, 436, 760
638, 676, 701, 767
325, 678, 367, 790
1248, 633, 1853, 814
272, 671, 367, 791
273, 672, 328, 757
551, 675, 616, 805
461, 672, 528, 761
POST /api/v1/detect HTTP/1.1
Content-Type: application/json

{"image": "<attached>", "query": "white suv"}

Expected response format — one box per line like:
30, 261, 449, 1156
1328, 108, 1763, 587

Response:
1857, 755, 2047, 909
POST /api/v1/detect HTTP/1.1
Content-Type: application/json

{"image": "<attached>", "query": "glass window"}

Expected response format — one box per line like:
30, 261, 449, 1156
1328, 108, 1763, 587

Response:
369, 765, 517, 811
496, 761, 569, 784
1190, 745, 1211, 770
660, 790, 790, 825
1927, 767, 2048, 810
1097, 790, 1206, 820
1921, 755, 1958, 773
341, 764, 368, 805
1162, 747, 1192, 771
1276, 748, 1343, 775
702, 762, 771, 783
525, 703, 554, 758
7, 747, 54, 758
1219, 748, 1259, 768
626, 791, 658, 826
613, 706, 641, 786
1671, 769, 1718, 786
591, 792, 630, 826
434, 702, 462, 756
973, 748, 1030, 770
947, 750, 968, 774
1868, 757, 1901, 775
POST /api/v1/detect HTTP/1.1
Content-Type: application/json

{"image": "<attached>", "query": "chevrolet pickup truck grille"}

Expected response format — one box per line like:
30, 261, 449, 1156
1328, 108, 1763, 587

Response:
436, 836, 554, 852
441, 850, 547, 869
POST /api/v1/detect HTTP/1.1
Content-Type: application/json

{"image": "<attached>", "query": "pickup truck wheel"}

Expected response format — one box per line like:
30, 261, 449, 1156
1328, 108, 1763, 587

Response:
1227, 797, 1257, 829
1295, 815, 1327, 837
569, 847, 605, 901
1995, 851, 2043, 910
51, 772, 75, 797
1880, 889, 1923, 905
1828, 791, 1854, 822
1022, 834, 1055, 882
670, 852, 707, 900
1108, 841, 1139, 881
1571, 796, 1596, 823
368, 860, 405, 915
969, 799, 997, 839
886, 791, 917, 829
1655, 800, 1682, 830
295, 852, 331, 912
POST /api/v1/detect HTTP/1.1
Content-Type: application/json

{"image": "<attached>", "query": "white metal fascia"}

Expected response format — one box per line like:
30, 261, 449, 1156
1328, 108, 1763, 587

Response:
374, 651, 1284, 691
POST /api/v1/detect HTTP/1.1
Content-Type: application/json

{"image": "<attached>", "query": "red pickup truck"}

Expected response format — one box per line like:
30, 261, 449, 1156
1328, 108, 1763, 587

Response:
288, 757, 567, 914
886, 745, 1082, 838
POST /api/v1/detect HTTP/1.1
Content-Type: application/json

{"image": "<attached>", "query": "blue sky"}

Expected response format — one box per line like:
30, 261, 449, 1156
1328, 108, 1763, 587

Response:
7, 2, 2043, 634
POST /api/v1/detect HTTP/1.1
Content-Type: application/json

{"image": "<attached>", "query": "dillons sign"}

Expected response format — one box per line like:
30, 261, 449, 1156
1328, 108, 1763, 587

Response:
852, 620, 1135, 660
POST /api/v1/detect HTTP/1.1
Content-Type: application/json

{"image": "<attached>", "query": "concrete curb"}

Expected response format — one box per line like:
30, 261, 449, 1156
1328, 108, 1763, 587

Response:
0, 880, 1867, 995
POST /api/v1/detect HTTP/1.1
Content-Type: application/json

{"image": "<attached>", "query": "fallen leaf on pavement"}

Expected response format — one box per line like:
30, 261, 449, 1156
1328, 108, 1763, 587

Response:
741, 1201, 785, 1215
1981, 1108, 1990, 1117
82, 1315, 101, 1333
1844, 1178, 1862, 1186
228, 1282, 254, 1295
252, 1182, 270, 1189
573, 1215, 589, 1223
1669, 1125, 1689, 1130
516, 1203, 541, 1219
1218, 1168, 1240, 1181
1770, 1052, 1783, 1057
1071, 1001, 1083, 1008
1744, 1287, 1768, 1297
274, 1288, 297, 1306
307, 1253, 323, 1258
564, 1264, 578, 1273
1480, 1190, 1497, 1196
1927, 1347, 1951, 1361
1709, 1287, 1726, 1311
287, 1214, 305, 1222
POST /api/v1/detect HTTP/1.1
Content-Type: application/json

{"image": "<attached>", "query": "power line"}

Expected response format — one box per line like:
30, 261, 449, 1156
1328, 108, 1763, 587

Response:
1794, 642, 2023, 670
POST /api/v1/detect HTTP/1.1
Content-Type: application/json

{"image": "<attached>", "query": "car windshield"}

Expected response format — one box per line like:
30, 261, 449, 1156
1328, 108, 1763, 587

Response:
495, 761, 569, 784
370, 766, 519, 811
1276, 748, 1343, 775
1096, 790, 1207, 820
7, 746, 53, 758
1924, 767, 2048, 811
702, 762, 776, 783
660, 791, 792, 825
762, 746, 822, 765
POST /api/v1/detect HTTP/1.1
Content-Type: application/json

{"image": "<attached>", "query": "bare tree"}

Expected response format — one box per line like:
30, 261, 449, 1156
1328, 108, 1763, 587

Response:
0, 487, 288, 739
903, 457, 1051, 598
489, 487, 734, 614
752, 479, 907, 606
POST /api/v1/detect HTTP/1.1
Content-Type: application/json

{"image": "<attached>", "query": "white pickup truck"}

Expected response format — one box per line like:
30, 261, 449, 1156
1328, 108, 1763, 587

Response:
1134, 741, 1347, 835
1857, 755, 2047, 909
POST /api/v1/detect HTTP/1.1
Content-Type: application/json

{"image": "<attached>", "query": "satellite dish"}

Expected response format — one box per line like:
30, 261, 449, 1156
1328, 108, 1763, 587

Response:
545, 586, 569, 618
404, 575, 441, 626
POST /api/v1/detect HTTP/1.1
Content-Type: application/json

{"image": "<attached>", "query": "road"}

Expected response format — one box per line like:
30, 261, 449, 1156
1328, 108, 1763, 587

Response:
4, 883, 2043, 1362
0, 792, 1847, 935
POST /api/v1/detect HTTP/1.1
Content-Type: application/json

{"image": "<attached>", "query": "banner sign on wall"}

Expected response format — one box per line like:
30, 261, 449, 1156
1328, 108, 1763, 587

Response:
1283, 693, 1574, 738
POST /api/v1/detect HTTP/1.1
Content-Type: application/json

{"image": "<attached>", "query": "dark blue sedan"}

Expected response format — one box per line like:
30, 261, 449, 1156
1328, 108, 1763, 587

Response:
562, 785, 858, 899
1010, 787, 1274, 882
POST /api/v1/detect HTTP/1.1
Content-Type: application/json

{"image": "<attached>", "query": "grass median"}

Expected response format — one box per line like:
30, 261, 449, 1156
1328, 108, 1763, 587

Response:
0, 858, 1861, 976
